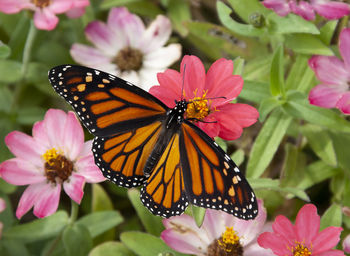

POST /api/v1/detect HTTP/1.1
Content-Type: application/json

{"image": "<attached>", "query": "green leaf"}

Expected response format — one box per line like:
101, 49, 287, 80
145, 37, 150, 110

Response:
0, 43, 10, 59
167, 0, 191, 36
301, 124, 337, 166
227, 0, 267, 23
127, 188, 164, 236
121, 231, 185, 256
283, 92, 350, 133
240, 80, 270, 104
320, 204, 342, 230
217, 1, 265, 37
62, 224, 92, 256
329, 131, 350, 172
243, 55, 272, 80
258, 97, 281, 122
0, 60, 21, 83
0, 87, 14, 113
285, 34, 333, 55
17, 106, 45, 125
319, 20, 338, 46
270, 45, 285, 96
76, 211, 123, 238
89, 242, 136, 256
3, 211, 69, 243
191, 205, 206, 227
230, 149, 245, 167
267, 13, 319, 35
247, 109, 293, 178
0, 239, 30, 256
100, 0, 141, 9
233, 57, 245, 76
92, 183, 114, 212
100, 0, 163, 17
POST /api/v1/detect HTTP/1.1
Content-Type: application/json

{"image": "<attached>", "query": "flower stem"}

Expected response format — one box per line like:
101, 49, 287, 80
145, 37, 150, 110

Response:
69, 200, 79, 225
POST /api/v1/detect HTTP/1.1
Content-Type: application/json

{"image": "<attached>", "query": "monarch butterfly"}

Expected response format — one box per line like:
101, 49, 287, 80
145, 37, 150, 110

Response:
49, 65, 258, 219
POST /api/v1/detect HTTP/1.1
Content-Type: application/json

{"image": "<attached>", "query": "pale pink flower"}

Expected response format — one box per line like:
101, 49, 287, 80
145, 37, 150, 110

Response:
70, 7, 181, 91
0, 0, 89, 30
161, 200, 273, 256
0, 109, 105, 219
258, 204, 344, 256
0, 198, 5, 239
343, 234, 350, 253
149, 55, 259, 140
308, 28, 350, 114
262, 0, 350, 20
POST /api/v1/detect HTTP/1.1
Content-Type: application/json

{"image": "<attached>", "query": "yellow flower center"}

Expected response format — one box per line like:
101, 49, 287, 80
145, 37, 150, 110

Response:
114, 46, 143, 72
31, 0, 51, 8
207, 227, 243, 256
42, 148, 73, 183
290, 241, 312, 256
186, 90, 211, 121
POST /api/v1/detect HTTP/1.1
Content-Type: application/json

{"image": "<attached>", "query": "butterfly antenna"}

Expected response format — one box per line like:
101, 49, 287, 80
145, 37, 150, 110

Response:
181, 64, 186, 101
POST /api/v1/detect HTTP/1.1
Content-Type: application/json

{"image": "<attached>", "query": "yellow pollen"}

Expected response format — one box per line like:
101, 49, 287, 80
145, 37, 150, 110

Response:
218, 227, 240, 252
186, 90, 210, 121
42, 148, 60, 164
290, 241, 312, 256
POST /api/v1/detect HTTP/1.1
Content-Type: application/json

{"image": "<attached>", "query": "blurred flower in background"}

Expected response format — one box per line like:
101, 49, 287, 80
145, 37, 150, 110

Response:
0, 109, 105, 219
262, 0, 350, 20
149, 55, 259, 140
0, 0, 89, 30
0, 198, 6, 239
161, 200, 272, 255
258, 204, 344, 256
343, 234, 350, 253
308, 28, 350, 115
70, 7, 181, 91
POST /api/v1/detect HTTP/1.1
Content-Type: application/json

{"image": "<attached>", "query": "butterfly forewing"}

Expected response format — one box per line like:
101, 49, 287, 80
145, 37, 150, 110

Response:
180, 121, 258, 220
48, 65, 168, 137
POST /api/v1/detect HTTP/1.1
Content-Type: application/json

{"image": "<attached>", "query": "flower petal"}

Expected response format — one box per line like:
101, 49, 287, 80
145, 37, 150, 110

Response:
63, 173, 85, 204
312, 0, 350, 20
197, 119, 220, 139
272, 215, 296, 242
141, 15, 172, 53
289, 0, 315, 20
312, 226, 343, 254
317, 250, 345, 256
32, 120, 50, 149
33, 8, 59, 31
257, 232, 291, 256
262, 0, 291, 16
295, 204, 320, 245
308, 55, 348, 86
75, 155, 105, 183
202, 209, 226, 241
343, 234, 350, 253
149, 69, 182, 107
0, 198, 6, 213
142, 44, 182, 70
47, 0, 72, 14
5, 131, 45, 167
62, 111, 84, 160
33, 182, 61, 218
336, 92, 350, 114
0, 159, 45, 185
181, 55, 206, 99
43, 109, 66, 149
308, 84, 346, 109
85, 21, 120, 56
245, 242, 276, 256
339, 28, 350, 71
0, 0, 33, 13
107, 7, 145, 48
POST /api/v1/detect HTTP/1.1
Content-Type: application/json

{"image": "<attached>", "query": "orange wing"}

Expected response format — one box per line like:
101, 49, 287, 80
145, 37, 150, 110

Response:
180, 121, 258, 220
49, 65, 168, 137
140, 133, 188, 217
93, 121, 163, 187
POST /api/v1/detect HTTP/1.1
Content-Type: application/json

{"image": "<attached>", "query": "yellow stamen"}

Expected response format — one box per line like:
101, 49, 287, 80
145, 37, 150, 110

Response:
218, 227, 240, 252
289, 241, 312, 256
42, 148, 73, 183
186, 90, 210, 121
42, 148, 60, 165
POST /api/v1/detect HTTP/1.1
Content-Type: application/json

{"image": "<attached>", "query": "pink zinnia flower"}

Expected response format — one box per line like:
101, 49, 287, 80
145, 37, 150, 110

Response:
0, 0, 89, 30
0, 109, 105, 219
308, 28, 350, 115
70, 7, 181, 91
258, 204, 344, 256
162, 200, 273, 255
0, 198, 5, 239
149, 55, 259, 140
262, 0, 350, 20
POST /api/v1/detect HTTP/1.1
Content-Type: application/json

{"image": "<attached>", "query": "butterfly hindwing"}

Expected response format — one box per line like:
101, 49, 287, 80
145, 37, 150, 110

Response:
49, 65, 168, 137
141, 132, 189, 217
92, 121, 164, 187
180, 121, 258, 220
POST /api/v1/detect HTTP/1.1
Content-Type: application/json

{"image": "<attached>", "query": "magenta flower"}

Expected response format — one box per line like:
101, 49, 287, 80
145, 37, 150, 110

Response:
343, 234, 350, 253
0, 109, 105, 219
70, 7, 181, 91
149, 55, 259, 140
258, 204, 344, 256
308, 28, 350, 115
162, 200, 273, 255
262, 0, 350, 20
0, 0, 89, 30
0, 198, 5, 239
